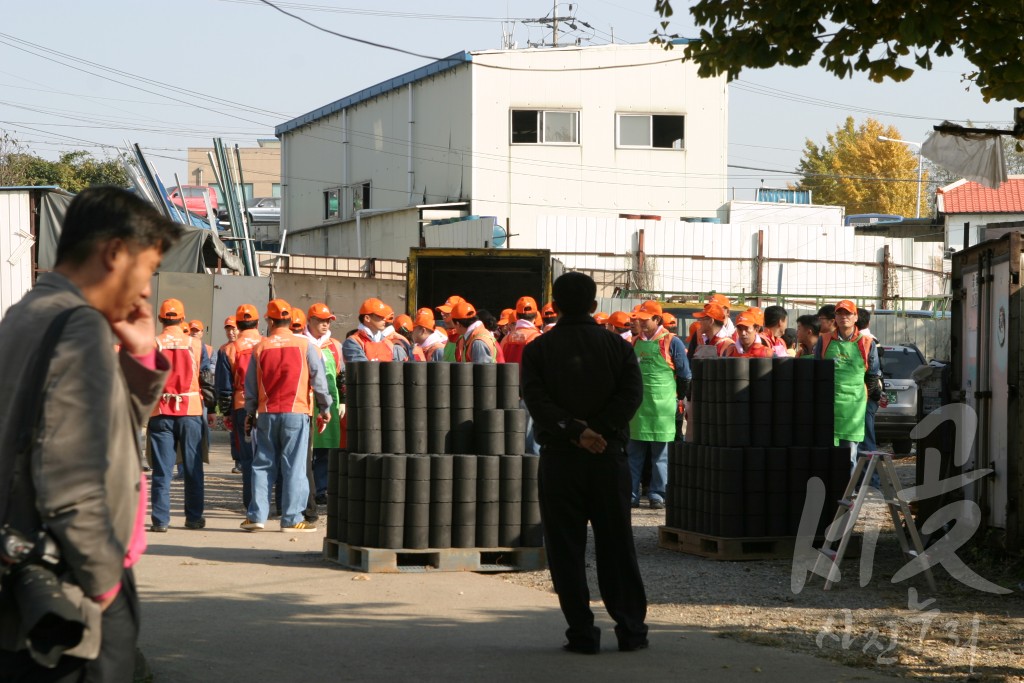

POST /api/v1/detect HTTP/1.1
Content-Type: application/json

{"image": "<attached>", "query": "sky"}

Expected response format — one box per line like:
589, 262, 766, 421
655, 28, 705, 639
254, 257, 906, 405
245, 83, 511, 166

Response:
0, 0, 1017, 200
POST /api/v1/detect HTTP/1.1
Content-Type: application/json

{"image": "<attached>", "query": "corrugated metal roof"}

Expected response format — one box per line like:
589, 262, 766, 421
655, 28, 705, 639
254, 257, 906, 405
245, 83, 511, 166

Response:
275, 52, 471, 137
938, 176, 1024, 214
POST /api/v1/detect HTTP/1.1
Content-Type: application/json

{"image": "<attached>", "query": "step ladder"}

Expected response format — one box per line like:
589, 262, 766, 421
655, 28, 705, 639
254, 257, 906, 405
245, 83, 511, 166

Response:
813, 450, 935, 591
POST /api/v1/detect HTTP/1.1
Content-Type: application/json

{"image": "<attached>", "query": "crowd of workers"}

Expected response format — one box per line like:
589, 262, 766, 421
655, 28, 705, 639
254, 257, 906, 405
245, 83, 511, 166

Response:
148, 286, 882, 533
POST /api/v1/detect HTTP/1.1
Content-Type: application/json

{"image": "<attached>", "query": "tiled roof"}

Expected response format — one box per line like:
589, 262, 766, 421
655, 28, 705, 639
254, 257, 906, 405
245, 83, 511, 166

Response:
939, 177, 1024, 214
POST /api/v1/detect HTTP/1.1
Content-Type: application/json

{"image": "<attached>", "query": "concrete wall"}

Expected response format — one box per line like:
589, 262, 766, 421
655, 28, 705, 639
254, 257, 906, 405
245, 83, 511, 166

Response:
945, 213, 1024, 251
0, 190, 34, 318
286, 207, 421, 259
270, 273, 408, 333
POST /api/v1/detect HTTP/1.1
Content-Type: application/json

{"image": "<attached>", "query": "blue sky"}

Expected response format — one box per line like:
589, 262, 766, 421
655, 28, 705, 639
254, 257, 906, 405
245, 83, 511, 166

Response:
0, 0, 1016, 199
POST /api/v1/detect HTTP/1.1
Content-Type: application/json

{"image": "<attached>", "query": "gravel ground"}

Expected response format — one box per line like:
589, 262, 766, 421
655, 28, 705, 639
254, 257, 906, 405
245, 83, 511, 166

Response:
496, 457, 1024, 682
194, 430, 1022, 681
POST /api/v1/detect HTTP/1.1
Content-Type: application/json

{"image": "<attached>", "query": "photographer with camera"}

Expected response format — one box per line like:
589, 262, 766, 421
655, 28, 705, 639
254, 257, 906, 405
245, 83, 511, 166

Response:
0, 187, 180, 681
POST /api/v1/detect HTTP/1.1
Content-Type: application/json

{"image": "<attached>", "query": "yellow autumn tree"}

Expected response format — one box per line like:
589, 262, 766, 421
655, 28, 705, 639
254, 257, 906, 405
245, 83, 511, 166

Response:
796, 117, 926, 216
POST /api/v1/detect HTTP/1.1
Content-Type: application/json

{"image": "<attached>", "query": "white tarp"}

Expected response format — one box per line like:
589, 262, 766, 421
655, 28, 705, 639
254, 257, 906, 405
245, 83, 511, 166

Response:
922, 124, 1007, 190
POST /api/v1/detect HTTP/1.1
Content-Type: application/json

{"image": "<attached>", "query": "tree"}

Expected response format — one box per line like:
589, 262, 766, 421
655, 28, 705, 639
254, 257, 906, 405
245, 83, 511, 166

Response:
0, 135, 129, 192
652, 1, 1024, 103
0, 131, 29, 186
796, 117, 927, 216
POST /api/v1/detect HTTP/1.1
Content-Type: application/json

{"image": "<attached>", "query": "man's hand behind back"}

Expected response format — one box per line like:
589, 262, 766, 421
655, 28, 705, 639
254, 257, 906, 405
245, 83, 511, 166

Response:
575, 427, 607, 454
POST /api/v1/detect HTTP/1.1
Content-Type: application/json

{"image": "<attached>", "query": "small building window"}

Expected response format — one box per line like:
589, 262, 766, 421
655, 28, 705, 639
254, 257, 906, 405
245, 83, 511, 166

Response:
324, 189, 340, 220
271, 183, 281, 198
350, 181, 371, 215
511, 109, 579, 144
617, 114, 685, 149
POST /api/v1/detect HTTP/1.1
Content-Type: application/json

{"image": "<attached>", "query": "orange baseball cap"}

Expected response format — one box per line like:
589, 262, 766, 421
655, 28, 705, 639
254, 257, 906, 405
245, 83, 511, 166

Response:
450, 300, 477, 319
694, 302, 727, 323
835, 299, 857, 314
395, 314, 414, 332
265, 298, 291, 321
188, 319, 204, 332
735, 312, 757, 328
436, 295, 464, 313
593, 312, 610, 325
609, 311, 631, 328
498, 308, 516, 326
709, 293, 732, 309
290, 309, 306, 331
180, 321, 190, 333
413, 308, 435, 329
516, 296, 538, 314
661, 312, 676, 328
224, 316, 237, 329
307, 302, 336, 321
745, 306, 764, 327
235, 304, 258, 322
359, 297, 388, 317
634, 300, 663, 320
159, 298, 185, 320
541, 302, 557, 319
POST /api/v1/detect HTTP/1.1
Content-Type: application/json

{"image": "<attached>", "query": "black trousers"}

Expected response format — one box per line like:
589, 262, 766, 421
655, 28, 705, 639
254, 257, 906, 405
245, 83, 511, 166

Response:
538, 446, 648, 649
0, 569, 140, 683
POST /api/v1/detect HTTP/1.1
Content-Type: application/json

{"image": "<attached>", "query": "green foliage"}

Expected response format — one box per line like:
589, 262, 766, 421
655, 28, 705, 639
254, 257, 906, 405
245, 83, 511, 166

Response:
796, 117, 926, 216
0, 132, 128, 192
652, 1, 1024, 103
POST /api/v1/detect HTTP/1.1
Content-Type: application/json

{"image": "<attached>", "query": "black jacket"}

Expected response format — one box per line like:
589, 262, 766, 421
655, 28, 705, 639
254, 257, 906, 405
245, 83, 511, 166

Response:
522, 314, 643, 451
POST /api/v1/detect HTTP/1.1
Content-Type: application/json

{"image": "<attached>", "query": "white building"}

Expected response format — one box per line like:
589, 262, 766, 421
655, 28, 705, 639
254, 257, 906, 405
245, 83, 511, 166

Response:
937, 177, 1024, 251
276, 43, 728, 257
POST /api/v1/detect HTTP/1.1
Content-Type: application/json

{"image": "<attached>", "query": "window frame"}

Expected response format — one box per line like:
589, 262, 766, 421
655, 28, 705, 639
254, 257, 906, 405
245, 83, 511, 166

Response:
324, 188, 341, 221
509, 109, 580, 146
615, 113, 686, 150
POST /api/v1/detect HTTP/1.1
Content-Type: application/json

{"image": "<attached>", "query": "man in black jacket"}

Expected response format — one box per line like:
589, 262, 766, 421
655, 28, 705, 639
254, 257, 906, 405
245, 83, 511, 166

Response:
522, 272, 648, 655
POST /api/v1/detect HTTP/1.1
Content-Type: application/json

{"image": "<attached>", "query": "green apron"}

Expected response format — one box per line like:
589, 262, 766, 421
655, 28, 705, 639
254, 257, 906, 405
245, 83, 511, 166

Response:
824, 336, 867, 445
313, 344, 342, 448
443, 340, 457, 362
629, 331, 677, 442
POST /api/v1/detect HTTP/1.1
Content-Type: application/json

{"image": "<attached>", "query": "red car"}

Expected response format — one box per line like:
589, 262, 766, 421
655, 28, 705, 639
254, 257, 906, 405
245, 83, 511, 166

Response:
168, 185, 219, 219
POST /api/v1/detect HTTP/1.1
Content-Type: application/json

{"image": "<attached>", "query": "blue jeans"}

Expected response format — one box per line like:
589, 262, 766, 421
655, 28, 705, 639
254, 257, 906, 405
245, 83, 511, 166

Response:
232, 408, 256, 508
312, 448, 330, 497
148, 415, 205, 526
248, 413, 309, 526
626, 440, 668, 504
521, 398, 540, 455
859, 400, 879, 454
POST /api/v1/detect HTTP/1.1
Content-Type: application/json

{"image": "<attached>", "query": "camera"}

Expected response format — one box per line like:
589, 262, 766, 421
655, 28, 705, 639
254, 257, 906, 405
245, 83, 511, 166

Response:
1, 526, 86, 668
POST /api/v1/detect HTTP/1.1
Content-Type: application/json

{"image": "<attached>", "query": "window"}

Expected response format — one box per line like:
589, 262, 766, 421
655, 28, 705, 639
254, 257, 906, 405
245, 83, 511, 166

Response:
271, 183, 281, 198
617, 114, 685, 149
350, 181, 371, 214
510, 109, 579, 144
324, 189, 340, 220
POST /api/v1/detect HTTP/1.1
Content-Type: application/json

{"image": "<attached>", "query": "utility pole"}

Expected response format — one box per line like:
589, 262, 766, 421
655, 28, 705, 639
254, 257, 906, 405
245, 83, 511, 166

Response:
552, 0, 558, 47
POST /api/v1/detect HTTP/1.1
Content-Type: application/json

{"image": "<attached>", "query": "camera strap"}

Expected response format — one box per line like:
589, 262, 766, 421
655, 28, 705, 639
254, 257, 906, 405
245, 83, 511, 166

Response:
0, 305, 90, 530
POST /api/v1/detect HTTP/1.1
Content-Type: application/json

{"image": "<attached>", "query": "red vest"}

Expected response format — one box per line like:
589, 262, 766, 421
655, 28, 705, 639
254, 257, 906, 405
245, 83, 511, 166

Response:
253, 330, 313, 414
725, 341, 772, 358
457, 325, 499, 363
500, 325, 541, 365
153, 327, 203, 417
224, 329, 264, 411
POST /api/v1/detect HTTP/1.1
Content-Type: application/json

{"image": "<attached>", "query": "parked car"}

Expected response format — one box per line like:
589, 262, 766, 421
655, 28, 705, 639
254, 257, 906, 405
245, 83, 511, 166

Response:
875, 343, 926, 454
167, 185, 218, 219
218, 196, 281, 224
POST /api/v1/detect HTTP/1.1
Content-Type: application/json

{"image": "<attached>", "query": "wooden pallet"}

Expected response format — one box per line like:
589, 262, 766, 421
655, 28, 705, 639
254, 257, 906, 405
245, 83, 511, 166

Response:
323, 538, 547, 573
658, 526, 860, 562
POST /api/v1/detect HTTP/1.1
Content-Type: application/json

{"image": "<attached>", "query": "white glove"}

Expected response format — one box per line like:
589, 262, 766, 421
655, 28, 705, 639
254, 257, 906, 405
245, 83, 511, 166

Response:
337, 403, 347, 420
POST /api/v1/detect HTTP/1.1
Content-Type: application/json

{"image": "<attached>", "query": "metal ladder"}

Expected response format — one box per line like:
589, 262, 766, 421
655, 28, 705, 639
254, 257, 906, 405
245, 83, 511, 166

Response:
814, 450, 936, 591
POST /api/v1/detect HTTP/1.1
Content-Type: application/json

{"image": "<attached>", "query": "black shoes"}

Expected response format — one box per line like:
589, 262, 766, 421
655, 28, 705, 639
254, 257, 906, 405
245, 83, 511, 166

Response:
315, 494, 328, 505
184, 518, 206, 530
563, 642, 600, 655
618, 639, 649, 652
150, 524, 168, 533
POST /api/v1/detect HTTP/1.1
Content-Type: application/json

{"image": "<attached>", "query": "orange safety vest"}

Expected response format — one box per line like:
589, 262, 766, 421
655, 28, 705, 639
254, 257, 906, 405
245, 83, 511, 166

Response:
153, 327, 203, 417
500, 324, 541, 365
351, 329, 395, 362
457, 325, 500, 363
387, 332, 413, 361
223, 329, 264, 411
820, 329, 873, 370
725, 340, 773, 358
252, 330, 314, 415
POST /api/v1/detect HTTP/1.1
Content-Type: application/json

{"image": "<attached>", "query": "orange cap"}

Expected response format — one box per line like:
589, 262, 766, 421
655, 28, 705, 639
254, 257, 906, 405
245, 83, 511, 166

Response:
180, 321, 190, 333
608, 311, 631, 328
709, 293, 732, 310
159, 298, 185, 320
394, 314, 414, 332
634, 300, 663, 320
359, 297, 388, 317
188, 319, 204, 332
661, 312, 676, 328
235, 304, 258, 322
735, 312, 757, 328
541, 303, 557, 319
413, 308, 435, 330
450, 300, 477, 319
745, 306, 764, 327
694, 302, 727, 323
290, 309, 306, 331
835, 299, 857, 314
515, 296, 538, 314
593, 312, 610, 325
265, 298, 291, 321
498, 308, 516, 326
436, 295, 464, 313
224, 316, 237, 329
307, 302, 336, 321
